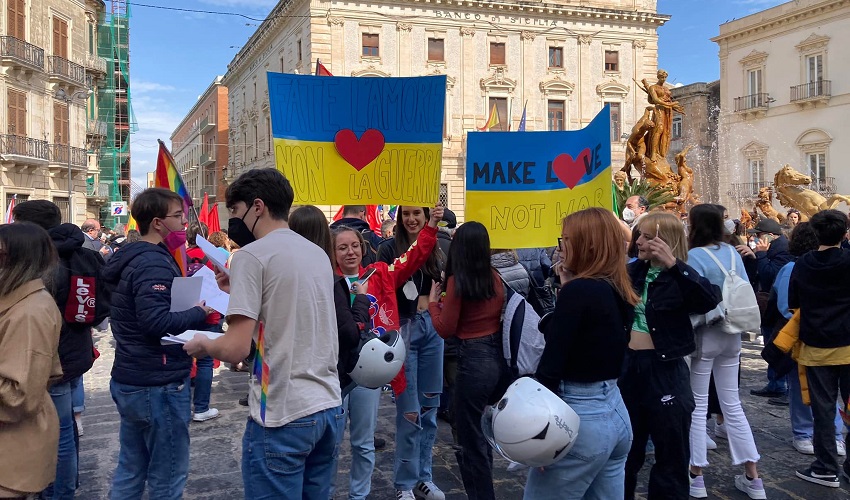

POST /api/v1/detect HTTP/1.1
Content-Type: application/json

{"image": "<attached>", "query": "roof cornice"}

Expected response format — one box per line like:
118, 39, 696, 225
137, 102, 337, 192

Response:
712, 0, 849, 44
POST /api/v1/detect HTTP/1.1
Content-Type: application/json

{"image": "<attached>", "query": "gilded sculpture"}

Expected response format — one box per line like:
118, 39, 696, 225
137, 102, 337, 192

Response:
755, 186, 786, 224
773, 165, 850, 219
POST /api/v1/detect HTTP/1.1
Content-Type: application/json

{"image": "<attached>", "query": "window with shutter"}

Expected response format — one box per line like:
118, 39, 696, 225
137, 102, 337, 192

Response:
604, 50, 619, 72
362, 34, 379, 58
53, 17, 69, 58
428, 38, 444, 62
490, 43, 506, 65
54, 103, 69, 145
548, 47, 563, 68
8, 0, 26, 40
607, 102, 621, 142
7, 90, 27, 136
547, 101, 565, 131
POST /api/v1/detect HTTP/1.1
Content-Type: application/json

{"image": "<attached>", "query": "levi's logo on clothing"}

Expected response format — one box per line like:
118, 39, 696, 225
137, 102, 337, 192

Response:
64, 276, 96, 324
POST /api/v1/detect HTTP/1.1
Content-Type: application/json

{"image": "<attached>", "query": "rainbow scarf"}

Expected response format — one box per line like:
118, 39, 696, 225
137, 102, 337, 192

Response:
154, 140, 194, 276
252, 321, 270, 423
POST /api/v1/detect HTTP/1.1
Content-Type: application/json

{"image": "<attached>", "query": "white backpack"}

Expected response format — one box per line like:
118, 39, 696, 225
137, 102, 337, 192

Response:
699, 246, 761, 334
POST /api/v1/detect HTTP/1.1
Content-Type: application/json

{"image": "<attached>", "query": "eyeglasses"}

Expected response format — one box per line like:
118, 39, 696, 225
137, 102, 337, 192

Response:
163, 212, 184, 219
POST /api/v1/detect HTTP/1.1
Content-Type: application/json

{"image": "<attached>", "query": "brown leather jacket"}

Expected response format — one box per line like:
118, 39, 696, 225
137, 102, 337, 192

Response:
0, 280, 63, 495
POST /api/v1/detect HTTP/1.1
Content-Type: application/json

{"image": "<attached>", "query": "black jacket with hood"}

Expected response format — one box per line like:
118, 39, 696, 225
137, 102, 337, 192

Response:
48, 224, 108, 384
102, 241, 207, 386
788, 247, 850, 348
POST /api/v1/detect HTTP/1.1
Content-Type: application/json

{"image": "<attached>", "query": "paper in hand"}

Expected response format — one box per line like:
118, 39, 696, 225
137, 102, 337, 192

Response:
161, 329, 224, 345
196, 235, 230, 275
170, 268, 230, 315
192, 266, 230, 314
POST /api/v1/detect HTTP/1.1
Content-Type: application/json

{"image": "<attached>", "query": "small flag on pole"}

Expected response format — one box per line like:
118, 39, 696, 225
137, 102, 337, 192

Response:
154, 140, 193, 276
517, 100, 528, 132
478, 104, 500, 132
315, 59, 333, 76
4, 194, 16, 223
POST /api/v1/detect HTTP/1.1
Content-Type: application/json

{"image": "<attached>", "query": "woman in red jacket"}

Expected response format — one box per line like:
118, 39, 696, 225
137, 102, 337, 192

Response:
427, 221, 509, 500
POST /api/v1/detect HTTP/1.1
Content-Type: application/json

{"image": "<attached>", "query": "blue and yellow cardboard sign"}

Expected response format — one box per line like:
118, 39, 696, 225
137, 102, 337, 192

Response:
465, 107, 613, 248
267, 73, 446, 205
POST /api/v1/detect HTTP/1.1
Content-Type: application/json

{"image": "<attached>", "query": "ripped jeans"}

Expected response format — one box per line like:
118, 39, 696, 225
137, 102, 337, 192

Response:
394, 310, 444, 491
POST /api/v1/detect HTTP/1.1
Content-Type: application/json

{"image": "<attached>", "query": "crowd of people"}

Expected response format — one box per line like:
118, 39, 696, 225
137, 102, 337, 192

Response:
1, 167, 849, 500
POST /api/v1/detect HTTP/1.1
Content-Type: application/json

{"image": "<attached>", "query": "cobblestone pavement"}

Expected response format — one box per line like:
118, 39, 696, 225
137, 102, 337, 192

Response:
76, 330, 850, 499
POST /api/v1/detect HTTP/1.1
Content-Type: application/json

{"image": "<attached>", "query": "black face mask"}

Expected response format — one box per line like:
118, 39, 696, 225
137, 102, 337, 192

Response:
228, 206, 259, 247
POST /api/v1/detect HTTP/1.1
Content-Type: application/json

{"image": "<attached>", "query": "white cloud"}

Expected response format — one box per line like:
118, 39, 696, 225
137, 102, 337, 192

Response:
132, 81, 177, 94
128, 89, 185, 190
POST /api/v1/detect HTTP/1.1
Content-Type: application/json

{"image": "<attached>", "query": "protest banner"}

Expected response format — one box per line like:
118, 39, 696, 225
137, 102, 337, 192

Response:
267, 73, 446, 205
465, 106, 612, 248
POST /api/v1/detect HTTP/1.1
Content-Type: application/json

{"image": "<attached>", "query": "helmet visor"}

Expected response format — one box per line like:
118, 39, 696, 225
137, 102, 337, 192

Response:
481, 405, 514, 463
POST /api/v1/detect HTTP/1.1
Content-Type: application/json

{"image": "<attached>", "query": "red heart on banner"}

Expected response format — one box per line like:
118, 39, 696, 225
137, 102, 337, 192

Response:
334, 129, 386, 171
552, 149, 591, 189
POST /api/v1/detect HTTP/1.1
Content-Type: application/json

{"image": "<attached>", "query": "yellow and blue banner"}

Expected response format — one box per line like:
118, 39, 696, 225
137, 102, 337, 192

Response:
465, 106, 613, 249
267, 73, 446, 205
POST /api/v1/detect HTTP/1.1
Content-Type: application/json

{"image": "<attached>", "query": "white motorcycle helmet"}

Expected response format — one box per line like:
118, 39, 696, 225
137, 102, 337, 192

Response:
482, 377, 580, 468
348, 330, 406, 389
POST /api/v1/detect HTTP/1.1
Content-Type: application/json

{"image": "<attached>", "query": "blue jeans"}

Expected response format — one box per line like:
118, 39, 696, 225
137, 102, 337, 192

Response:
788, 362, 843, 441
44, 382, 77, 500
394, 311, 444, 491
109, 378, 191, 500
524, 380, 633, 500
70, 376, 85, 414
193, 322, 222, 413
329, 386, 381, 499
242, 406, 343, 499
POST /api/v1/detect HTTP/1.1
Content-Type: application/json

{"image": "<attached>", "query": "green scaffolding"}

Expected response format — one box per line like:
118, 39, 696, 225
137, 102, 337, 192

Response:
96, 0, 137, 227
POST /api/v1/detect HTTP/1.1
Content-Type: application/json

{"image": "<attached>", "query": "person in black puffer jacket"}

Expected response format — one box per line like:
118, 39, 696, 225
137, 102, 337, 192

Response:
12, 200, 110, 498
101, 188, 210, 499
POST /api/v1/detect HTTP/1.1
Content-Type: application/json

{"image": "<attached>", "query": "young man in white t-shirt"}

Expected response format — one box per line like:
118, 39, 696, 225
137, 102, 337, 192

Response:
185, 168, 343, 498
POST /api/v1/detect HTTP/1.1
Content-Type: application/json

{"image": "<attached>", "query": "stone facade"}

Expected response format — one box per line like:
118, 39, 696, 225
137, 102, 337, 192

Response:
667, 81, 720, 204
223, 0, 668, 219
1, 0, 104, 224
171, 75, 229, 207
713, 0, 850, 214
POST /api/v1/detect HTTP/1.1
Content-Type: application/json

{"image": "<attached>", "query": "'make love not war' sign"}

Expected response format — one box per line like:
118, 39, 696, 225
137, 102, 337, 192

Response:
465, 107, 612, 248
267, 73, 446, 205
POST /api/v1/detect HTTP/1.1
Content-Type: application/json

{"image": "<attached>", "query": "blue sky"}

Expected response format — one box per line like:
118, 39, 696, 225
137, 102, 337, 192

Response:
128, 0, 786, 186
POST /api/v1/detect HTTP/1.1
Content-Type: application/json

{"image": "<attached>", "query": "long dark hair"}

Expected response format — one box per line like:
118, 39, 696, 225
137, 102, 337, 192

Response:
688, 204, 725, 249
445, 222, 496, 301
0, 222, 58, 297
393, 206, 443, 279
289, 205, 333, 261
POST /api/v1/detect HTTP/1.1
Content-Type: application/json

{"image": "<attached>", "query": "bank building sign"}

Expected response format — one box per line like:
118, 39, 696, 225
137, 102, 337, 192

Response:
434, 10, 559, 26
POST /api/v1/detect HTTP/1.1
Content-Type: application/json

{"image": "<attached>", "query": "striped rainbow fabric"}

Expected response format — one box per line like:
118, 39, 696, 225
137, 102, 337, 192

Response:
154, 140, 193, 276
252, 321, 270, 423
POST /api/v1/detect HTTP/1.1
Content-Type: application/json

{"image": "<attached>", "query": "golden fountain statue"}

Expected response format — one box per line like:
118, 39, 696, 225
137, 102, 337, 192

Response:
618, 69, 692, 212
773, 165, 850, 220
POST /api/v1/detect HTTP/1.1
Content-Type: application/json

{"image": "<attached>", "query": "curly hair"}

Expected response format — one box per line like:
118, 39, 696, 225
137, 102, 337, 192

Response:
788, 222, 819, 257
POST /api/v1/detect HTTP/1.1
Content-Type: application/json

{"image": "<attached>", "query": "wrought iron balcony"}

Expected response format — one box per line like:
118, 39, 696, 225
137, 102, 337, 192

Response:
726, 181, 772, 198
811, 176, 836, 196
86, 120, 108, 138
0, 36, 44, 71
734, 93, 770, 113
48, 55, 86, 86
791, 81, 831, 103
49, 144, 88, 168
84, 54, 107, 75
0, 134, 49, 164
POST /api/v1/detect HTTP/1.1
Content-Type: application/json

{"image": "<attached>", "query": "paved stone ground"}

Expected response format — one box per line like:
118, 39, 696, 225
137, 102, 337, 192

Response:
76, 330, 850, 499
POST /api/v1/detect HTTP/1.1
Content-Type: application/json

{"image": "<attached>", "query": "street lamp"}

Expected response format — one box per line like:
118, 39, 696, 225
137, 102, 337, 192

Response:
55, 88, 90, 223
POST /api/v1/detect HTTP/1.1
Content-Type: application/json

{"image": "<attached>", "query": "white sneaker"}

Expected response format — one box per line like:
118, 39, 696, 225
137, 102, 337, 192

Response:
397, 491, 415, 500
74, 415, 84, 437
793, 438, 815, 455
706, 434, 717, 450
192, 408, 220, 422
414, 481, 445, 500
715, 422, 727, 440
837, 439, 846, 457
689, 474, 707, 498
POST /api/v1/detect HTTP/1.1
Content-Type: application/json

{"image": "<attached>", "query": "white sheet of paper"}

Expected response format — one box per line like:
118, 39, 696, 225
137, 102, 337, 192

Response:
160, 329, 224, 345
196, 235, 230, 275
170, 277, 202, 312
193, 266, 230, 314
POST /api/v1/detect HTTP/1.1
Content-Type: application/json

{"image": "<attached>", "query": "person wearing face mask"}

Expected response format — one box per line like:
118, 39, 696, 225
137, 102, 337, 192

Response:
101, 188, 213, 500
622, 195, 650, 228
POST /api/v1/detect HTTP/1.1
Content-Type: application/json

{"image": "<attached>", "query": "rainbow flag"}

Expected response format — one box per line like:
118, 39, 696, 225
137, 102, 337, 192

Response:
154, 140, 193, 276
252, 321, 270, 423
478, 104, 500, 131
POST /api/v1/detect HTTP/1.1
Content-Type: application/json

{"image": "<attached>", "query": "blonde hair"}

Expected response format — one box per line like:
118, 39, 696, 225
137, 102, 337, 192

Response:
561, 208, 639, 306
637, 212, 688, 263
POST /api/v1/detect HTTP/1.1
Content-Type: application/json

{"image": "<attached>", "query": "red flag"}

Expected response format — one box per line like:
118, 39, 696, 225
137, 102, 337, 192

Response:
198, 193, 209, 225
208, 203, 221, 233
365, 205, 382, 236
315, 59, 333, 76
332, 206, 344, 222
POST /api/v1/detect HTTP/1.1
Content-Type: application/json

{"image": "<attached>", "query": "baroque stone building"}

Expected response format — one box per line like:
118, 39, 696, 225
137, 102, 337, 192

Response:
667, 80, 720, 204
1, 0, 106, 224
223, 0, 669, 219
713, 0, 850, 214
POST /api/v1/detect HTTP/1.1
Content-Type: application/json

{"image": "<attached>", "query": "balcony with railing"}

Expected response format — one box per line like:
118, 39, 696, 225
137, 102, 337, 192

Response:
48, 56, 86, 87
84, 54, 107, 76
0, 36, 45, 71
49, 144, 88, 168
87, 181, 111, 200
726, 181, 772, 199
734, 93, 770, 113
199, 116, 215, 134
86, 120, 108, 139
811, 177, 837, 196
200, 151, 215, 166
791, 80, 831, 104
0, 134, 49, 165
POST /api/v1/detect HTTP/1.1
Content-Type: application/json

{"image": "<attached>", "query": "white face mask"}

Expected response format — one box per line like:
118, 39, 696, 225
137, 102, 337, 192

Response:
622, 207, 636, 223
724, 219, 736, 235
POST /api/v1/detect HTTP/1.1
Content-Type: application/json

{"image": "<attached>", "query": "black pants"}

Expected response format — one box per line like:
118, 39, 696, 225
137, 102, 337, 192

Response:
453, 333, 510, 500
806, 364, 850, 475
619, 350, 695, 500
